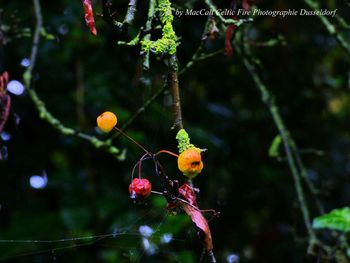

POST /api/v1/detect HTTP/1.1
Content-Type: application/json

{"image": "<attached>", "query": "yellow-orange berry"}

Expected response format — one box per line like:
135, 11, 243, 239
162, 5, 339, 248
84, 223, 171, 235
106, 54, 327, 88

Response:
177, 148, 203, 179
97, 111, 117, 132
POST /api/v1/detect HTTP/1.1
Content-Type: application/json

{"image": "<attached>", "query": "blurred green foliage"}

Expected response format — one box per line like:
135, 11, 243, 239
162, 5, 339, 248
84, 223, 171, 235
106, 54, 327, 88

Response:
313, 207, 350, 232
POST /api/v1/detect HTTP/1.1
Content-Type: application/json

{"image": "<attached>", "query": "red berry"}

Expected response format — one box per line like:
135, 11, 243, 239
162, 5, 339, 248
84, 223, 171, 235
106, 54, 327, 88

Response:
129, 178, 152, 198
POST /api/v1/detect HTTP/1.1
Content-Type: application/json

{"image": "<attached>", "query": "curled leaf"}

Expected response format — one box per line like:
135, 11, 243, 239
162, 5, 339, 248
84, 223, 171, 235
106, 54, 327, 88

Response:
178, 183, 198, 206
83, 0, 97, 36
175, 184, 213, 251
181, 203, 213, 251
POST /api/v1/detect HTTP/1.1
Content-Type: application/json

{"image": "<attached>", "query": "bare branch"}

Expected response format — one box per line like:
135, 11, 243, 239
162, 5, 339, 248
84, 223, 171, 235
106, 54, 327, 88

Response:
123, 0, 138, 26
179, 47, 224, 76
168, 54, 183, 131
102, 0, 138, 33
235, 32, 321, 253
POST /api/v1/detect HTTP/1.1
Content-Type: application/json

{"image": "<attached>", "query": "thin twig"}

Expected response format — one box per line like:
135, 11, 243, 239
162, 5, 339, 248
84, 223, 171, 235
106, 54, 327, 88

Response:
151, 190, 218, 215
114, 47, 222, 133
207, 250, 217, 263
303, 0, 350, 57
199, 249, 207, 263
298, 148, 324, 156
156, 150, 179, 158
122, 83, 166, 131
113, 126, 151, 154
102, 0, 138, 32
108, 82, 167, 142
179, 48, 224, 75
289, 140, 325, 214
204, 0, 252, 26
23, 0, 42, 88
142, 0, 156, 69
101, 0, 115, 28
335, 14, 350, 30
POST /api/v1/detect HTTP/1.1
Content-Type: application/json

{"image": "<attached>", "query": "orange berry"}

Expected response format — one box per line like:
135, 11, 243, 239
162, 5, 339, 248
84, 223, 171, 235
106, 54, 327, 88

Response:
97, 111, 117, 132
177, 148, 203, 179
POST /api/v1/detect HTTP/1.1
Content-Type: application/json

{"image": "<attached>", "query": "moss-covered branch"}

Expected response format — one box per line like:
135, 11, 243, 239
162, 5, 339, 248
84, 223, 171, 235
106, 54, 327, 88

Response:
140, 0, 177, 56
141, 0, 156, 69
27, 88, 123, 159
139, 0, 183, 130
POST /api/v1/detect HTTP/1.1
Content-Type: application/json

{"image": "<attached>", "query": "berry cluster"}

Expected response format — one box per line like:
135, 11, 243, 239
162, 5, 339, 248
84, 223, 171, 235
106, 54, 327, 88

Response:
96, 112, 204, 199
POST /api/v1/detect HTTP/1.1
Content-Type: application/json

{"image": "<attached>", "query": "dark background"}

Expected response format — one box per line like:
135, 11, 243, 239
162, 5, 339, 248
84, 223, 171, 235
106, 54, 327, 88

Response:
0, 0, 350, 262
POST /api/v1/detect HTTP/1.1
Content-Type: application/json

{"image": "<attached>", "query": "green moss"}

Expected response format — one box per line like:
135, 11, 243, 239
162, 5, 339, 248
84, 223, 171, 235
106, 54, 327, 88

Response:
118, 33, 140, 46
158, 0, 173, 24
141, 0, 177, 55
176, 129, 196, 153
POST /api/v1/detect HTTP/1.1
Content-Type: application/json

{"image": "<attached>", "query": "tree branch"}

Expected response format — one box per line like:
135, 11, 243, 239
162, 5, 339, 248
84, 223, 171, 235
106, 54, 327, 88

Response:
123, 0, 138, 26
102, 0, 138, 33
111, 46, 222, 134
23, 0, 42, 88
179, 47, 224, 76
235, 34, 321, 252
109, 82, 167, 141
168, 54, 183, 131
303, 0, 350, 56
142, 0, 156, 69
204, 0, 253, 26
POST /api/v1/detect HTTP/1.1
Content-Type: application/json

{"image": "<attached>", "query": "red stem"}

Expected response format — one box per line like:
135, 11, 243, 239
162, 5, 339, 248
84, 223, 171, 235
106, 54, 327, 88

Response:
114, 126, 151, 155
156, 150, 179, 158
